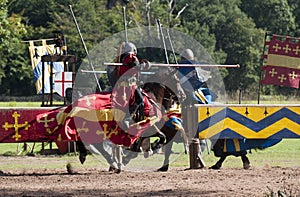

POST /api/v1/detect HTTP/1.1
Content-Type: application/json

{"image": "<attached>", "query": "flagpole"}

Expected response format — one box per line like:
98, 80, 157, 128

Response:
257, 32, 270, 104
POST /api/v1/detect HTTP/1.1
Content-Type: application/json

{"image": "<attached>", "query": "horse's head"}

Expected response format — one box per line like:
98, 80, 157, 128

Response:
139, 63, 186, 109
161, 84, 180, 111
156, 67, 186, 105
142, 82, 177, 112
168, 69, 186, 103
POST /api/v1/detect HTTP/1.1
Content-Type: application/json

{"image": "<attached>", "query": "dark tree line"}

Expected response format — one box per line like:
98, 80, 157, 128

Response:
1, 0, 300, 98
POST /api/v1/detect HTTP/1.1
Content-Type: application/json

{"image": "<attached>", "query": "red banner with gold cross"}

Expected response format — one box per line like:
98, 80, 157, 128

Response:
260, 34, 300, 88
0, 92, 160, 148
0, 107, 60, 143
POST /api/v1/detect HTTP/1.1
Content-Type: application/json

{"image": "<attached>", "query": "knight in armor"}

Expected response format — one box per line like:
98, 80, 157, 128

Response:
110, 42, 150, 130
178, 49, 213, 104
178, 49, 215, 168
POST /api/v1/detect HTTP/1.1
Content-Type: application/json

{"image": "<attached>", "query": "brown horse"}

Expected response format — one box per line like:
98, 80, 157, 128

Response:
74, 88, 163, 171
76, 67, 188, 173
108, 80, 188, 172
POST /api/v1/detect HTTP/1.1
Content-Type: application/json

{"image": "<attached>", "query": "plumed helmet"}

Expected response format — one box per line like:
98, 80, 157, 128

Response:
181, 49, 194, 60
123, 42, 137, 55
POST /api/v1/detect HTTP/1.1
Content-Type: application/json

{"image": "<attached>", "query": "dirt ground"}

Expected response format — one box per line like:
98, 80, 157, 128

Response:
0, 156, 299, 197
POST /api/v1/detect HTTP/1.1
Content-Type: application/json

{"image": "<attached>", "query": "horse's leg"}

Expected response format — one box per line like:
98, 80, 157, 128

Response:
139, 124, 166, 157
157, 139, 173, 172
112, 144, 123, 173
76, 141, 87, 164
90, 142, 119, 172
116, 145, 123, 172
141, 137, 153, 158
179, 128, 189, 154
241, 154, 251, 169
129, 137, 142, 152
122, 148, 139, 166
122, 138, 141, 166
149, 124, 166, 153
157, 125, 177, 172
209, 156, 226, 169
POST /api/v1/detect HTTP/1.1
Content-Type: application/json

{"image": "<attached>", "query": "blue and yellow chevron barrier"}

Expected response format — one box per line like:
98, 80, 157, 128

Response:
197, 104, 300, 139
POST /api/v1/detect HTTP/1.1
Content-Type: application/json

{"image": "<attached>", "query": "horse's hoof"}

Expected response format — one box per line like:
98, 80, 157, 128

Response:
209, 165, 221, 170
144, 150, 153, 158
114, 168, 121, 174
26, 152, 35, 157
79, 154, 86, 164
243, 163, 251, 170
108, 166, 116, 172
108, 162, 119, 172
157, 166, 168, 172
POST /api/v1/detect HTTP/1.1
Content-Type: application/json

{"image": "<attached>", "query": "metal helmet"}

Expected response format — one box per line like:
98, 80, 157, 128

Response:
123, 42, 137, 55
181, 49, 194, 61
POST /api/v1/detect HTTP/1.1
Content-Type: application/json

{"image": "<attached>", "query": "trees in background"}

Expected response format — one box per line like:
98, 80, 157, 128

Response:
0, 0, 32, 95
176, 0, 264, 94
1, 0, 300, 97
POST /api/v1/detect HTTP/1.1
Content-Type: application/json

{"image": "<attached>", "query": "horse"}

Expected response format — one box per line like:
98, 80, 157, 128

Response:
75, 67, 188, 173
209, 138, 282, 169
73, 88, 164, 172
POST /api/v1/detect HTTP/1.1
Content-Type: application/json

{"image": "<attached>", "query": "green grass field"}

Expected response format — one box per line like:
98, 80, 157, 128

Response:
0, 139, 299, 171
167, 139, 300, 169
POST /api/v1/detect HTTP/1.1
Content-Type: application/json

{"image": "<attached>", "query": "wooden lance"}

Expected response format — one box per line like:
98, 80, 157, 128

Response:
104, 62, 240, 68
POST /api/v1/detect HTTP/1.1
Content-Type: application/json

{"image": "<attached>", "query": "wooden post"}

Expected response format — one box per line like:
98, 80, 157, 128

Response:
189, 138, 205, 169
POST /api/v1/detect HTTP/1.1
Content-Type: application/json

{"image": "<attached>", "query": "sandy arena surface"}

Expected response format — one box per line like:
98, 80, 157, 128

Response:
0, 156, 299, 197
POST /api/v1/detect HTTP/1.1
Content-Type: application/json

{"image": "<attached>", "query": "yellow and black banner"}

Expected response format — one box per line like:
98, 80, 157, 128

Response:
197, 104, 300, 139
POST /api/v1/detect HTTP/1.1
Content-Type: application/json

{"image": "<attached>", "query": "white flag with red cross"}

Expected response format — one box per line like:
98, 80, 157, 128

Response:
54, 72, 73, 97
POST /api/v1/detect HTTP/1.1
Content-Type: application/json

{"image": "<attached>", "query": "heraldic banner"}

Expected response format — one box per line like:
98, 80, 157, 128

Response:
28, 39, 64, 94
260, 33, 300, 88
0, 93, 160, 149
